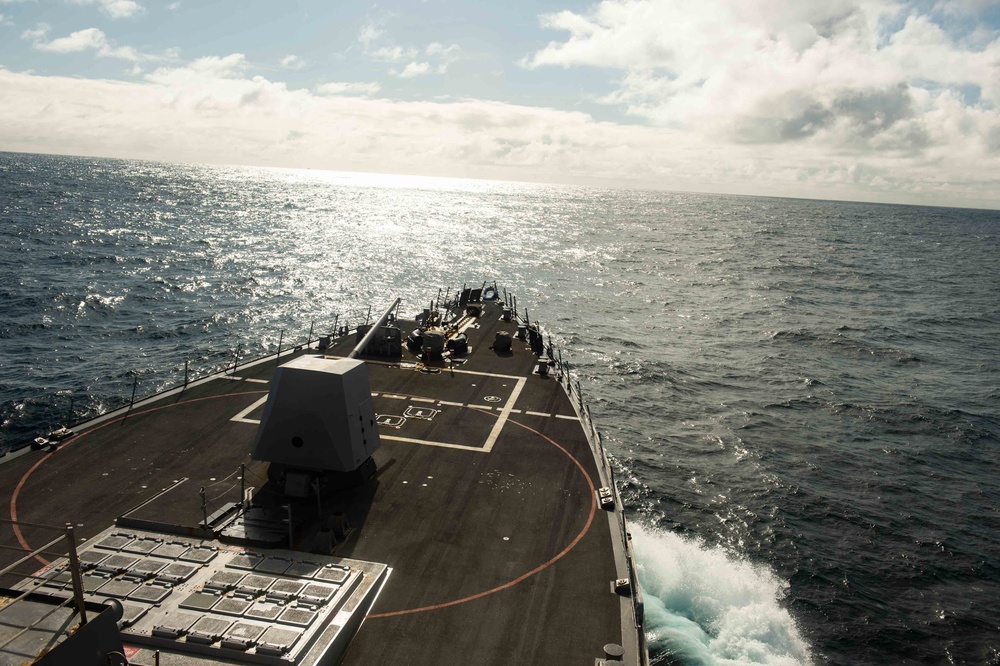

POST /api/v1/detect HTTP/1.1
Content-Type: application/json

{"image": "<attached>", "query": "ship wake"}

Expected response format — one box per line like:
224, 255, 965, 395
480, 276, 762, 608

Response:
632, 524, 812, 666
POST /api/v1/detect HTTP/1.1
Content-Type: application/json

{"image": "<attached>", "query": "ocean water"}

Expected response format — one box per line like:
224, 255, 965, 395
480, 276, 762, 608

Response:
2, 151, 999, 665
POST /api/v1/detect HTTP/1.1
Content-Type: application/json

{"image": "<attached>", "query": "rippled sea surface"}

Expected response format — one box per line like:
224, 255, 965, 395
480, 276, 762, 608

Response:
2, 152, 999, 665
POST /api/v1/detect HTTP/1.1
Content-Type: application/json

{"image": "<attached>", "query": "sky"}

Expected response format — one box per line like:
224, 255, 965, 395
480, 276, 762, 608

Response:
1, 0, 999, 208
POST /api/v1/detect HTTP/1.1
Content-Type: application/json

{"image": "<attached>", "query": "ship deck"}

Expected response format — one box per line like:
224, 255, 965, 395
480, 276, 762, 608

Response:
0, 299, 635, 665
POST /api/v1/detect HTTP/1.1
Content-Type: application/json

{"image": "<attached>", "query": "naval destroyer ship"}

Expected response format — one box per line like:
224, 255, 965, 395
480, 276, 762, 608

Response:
0, 286, 647, 665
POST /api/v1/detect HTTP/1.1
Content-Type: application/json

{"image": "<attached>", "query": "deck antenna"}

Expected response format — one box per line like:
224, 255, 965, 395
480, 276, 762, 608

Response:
333, 314, 340, 338
239, 463, 246, 511
64, 395, 74, 426
365, 305, 372, 326
307, 321, 314, 346
276, 330, 284, 364
199, 487, 208, 529
512, 295, 518, 319
525, 309, 530, 326
233, 343, 242, 375
122, 374, 138, 422
183, 360, 189, 390
64, 524, 88, 626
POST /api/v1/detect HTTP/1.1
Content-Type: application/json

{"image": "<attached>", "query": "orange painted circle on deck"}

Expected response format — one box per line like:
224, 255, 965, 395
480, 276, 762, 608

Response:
9, 390, 600, 616
8, 390, 268, 565
366, 402, 598, 619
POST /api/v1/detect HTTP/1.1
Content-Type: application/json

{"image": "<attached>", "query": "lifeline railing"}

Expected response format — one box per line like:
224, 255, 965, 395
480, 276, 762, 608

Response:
0, 519, 89, 651
3, 304, 380, 454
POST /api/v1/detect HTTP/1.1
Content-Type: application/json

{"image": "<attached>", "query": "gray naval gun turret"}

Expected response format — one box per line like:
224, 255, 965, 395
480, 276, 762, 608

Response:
250, 299, 399, 497
250, 355, 380, 497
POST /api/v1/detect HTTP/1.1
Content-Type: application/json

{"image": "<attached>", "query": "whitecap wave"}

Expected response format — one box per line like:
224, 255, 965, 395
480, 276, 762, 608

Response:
632, 524, 812, 666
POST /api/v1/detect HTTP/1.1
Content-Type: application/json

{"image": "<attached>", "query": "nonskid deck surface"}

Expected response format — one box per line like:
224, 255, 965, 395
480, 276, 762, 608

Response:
0, 301, 623, 665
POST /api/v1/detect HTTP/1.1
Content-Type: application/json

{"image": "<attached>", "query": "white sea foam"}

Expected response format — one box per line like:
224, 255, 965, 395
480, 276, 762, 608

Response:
632, 524, 812, 666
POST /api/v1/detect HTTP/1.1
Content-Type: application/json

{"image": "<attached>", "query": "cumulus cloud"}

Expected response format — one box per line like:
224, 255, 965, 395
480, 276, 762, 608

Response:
69, 0, 143, 19
525, 0, 1000, 169
21, 23, 50, 41
316, 81, 381, 96
396, 61, 430, 78
358, 22, 383, 49
280, 54, 304, 70
26, 26, 176, 62
32, 27, 139, 60
1, 60, 998, 207
371, 44, 417, 63
393, 43, 460, 77
359, 23, 459, 77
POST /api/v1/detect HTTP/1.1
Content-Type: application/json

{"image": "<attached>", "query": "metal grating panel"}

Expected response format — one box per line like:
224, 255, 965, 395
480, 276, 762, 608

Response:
127, 558, 169, 579
205, 570, 244, 591
257, 626, 302, 656
227, 552, 263, 570
179, 591, 222, 612
314, 565, 350, 583
179, 545, 218, 564
96, 579, 139, 598
152, 611, 199, 639
119, 602, 149, 628
151, 541, 190, 559
157, 562, 199, 584
267, 579, 305, 602
96, 534, 134, 551
221, 622, 266, 651
236, 574, 275, 596
283, 560, 321, 578
255, 556, 292, 575
244, 600, 283, 621
78, 550, 110, 567
44, 525, 389, 665
97, 554, 140, 574
123, 537, 162, 555
278, 607, 317, 627
187, 616, 233, 644
213, 596, 253, 616
128, 584, 173, 604
300, 583, 337, 605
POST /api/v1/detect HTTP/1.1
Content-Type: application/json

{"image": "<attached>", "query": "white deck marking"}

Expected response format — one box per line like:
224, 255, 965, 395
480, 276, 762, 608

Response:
222, 376, 269, 384
482, 377, 526, 453
555, 414, 578, 420
227, 366, 562, 456
231, 395, 268, 424
381, 435, 492, 452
